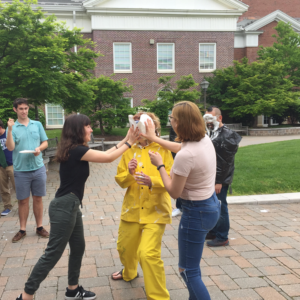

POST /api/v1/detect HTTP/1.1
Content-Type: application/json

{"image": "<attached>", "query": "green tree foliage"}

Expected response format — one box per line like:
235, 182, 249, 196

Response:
80, 75, 135, 135
141, 75, 201, 126
0, 0, 100, 118
28, 108, 46, 127
0, 97, 14, 126
281, 101, 300, 125
206, 58, 300, 126
258, 21, 300, 86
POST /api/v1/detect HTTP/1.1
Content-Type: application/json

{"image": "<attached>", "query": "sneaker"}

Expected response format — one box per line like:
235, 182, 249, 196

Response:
1, 208, 11, 216
207, 238, 229, 247
205, 232, 216, 240
65, 285, 96, 300
12, 231, 26, 243
16, 294, 22, 300
172, 208, 182, 217
36, 228, 49, 238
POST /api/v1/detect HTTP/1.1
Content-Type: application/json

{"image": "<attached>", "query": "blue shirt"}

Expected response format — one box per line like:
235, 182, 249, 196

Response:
8, 119, 48, 172
0, 131, 13, 167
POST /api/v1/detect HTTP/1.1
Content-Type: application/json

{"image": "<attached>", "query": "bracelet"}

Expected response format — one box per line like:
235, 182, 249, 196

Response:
157, 164, 165, 171
115, 145, 118, 149
125, 142, 131, 148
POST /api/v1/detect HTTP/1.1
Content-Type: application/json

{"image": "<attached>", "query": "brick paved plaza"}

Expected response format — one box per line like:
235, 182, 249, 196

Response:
0, 159, 300, 300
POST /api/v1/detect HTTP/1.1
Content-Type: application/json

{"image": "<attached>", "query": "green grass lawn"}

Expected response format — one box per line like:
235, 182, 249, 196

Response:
45, 129, 62, 140
92, 127, 170, 137
46, 127, 170, 140
45, 128, 299, 196
231, 139, 300, 195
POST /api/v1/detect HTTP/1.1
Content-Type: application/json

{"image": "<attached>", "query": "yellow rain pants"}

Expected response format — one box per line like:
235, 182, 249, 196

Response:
117, 219, 170, 300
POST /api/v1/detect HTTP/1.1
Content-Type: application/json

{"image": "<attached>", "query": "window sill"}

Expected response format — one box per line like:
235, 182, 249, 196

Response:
46, 124, 64, 129
114, 70, 133, 73
157, 70, 175, 73
199, 69, 216, 73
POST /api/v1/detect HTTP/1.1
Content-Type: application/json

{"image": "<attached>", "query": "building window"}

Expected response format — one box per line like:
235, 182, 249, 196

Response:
45, 103, 64, 128
199, 43, 216, 72
124, 97, 133, 108
157, 43, 175, 73
113, 43, 132, 73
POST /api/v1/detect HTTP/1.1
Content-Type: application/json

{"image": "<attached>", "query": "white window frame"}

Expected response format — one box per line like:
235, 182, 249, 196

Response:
199, 43, 216, 73
113, 42, 132, 73
157, 43, 175, 73
45, 103, 65, 129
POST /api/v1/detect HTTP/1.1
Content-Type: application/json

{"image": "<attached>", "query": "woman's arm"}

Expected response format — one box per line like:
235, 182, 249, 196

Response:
148, 151, 187, 199
105, 128, 131, 154
159, 169, 187, 199
141, 119, 181, 153
81, 127, 140, 163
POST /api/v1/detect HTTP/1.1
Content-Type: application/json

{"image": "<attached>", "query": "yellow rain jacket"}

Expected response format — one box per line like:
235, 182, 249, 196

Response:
115, 142, 173, 225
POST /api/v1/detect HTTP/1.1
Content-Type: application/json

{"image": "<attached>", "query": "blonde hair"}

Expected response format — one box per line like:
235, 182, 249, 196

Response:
172, 101, 206, 142
133, 112, 161, 136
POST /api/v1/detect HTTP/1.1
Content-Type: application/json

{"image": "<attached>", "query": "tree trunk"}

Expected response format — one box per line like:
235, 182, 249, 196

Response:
252, 116, 258, 128
99, 115, 105, 135
35, 105, 39, 121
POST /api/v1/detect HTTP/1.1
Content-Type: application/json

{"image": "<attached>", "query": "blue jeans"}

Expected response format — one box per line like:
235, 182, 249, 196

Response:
178, 193, 221, 300
209, 185, 229, 241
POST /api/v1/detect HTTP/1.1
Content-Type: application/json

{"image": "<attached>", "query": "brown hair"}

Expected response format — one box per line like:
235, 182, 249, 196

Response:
172, 101, 206, 142
55, 114, 91, 162
134, 111, 161, 136
13, 98, 29, 109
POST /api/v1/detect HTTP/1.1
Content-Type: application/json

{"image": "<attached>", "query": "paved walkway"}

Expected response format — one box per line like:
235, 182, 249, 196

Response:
1, 159, 300, 300
239, 135, 300, 147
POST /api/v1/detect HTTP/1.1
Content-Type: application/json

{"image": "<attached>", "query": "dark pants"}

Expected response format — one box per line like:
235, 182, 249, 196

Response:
175, 198, 182, 210
24, 193, 85, 295
178, 194, 221, 300
209, 185, 229, 241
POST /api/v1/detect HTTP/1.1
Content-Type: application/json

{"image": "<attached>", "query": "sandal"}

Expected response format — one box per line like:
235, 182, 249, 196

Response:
111, 269, 139, 281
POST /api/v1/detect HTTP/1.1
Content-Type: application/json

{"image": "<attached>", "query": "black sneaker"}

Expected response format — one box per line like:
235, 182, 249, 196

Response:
65, 286, 96, 300
16, 294, 22, 300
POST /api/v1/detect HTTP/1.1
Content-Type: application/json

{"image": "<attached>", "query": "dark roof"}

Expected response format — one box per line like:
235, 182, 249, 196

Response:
237, 19, 258, 28
238, 17, 300, 29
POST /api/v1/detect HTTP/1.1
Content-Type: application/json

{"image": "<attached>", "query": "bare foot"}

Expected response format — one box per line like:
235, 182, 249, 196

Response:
111, 270, 123, 280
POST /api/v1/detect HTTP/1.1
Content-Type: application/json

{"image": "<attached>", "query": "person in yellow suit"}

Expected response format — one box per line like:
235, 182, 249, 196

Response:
112, 112, 173, 300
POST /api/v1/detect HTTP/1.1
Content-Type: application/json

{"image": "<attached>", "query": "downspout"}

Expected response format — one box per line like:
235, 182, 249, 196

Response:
73, 10, 77, 53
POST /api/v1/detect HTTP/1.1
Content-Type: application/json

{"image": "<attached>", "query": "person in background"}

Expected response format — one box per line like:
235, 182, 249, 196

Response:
0, 119, 15, 216
112, 112, 173, 300
6, 98, 49, 242
203, 106, 242, 247
142, 101, 220, 300
169, 125, 182, 217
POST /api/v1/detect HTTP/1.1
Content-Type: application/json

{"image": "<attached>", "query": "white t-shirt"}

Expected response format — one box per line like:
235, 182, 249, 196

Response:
171, 135, 216, 200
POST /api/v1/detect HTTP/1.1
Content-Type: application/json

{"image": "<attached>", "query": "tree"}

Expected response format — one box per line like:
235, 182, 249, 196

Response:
80, 75, 135, 135
206, 58, 300, 126
141, 75, 201, 126
281, 101, 300, 125
258, 21, 300, 86
0, 0, 100, 119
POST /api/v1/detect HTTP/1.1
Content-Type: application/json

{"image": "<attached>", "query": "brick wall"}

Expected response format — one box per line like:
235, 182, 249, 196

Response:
92, 30, 235, 105
234, 21, 279, 62
234, 48, 246, 61
239, 0, 300, 21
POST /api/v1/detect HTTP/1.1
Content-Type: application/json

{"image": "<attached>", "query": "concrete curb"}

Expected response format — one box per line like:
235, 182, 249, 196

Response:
227, 192, 300, 205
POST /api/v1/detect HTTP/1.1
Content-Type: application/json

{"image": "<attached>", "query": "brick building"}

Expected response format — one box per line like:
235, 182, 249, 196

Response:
233, 0, 300, 126
3, 0, 248, 128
